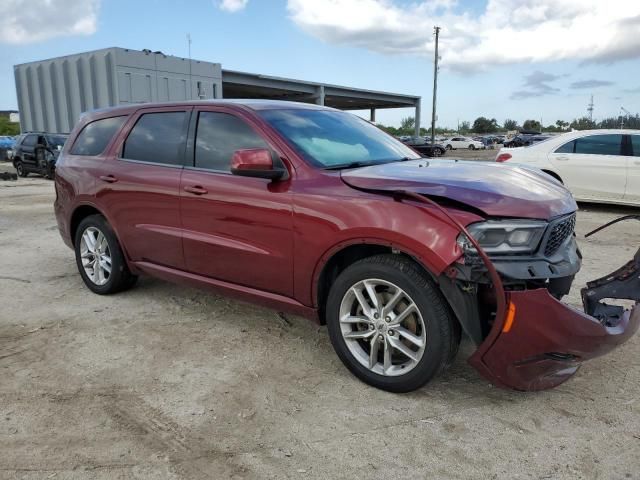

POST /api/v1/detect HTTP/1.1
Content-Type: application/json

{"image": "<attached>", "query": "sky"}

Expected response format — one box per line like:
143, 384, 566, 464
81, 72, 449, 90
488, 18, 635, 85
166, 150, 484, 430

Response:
1, 0, 639, 129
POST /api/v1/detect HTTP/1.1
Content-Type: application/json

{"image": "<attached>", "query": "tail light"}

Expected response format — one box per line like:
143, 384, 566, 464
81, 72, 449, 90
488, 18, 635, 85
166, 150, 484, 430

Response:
496, 153, 512, 162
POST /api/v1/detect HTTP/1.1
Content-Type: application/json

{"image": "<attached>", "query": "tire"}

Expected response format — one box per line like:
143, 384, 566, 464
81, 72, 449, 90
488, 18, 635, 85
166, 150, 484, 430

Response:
74, 214, 138, 295
15, 160, 27, 177
445, 144, 453, 151
326, 254, 460, 393
432, 148, 441, 157
44, 163, 55, 180
468, 144, 475, 150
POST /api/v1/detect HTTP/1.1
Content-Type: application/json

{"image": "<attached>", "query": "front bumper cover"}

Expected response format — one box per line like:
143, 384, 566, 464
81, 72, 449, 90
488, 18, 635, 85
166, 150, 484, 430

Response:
469, 288, 640, 391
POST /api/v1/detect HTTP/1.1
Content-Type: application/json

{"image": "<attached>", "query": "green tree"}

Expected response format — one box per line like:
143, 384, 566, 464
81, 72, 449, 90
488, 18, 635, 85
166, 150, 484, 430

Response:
522, 119, 542, 132
503, 119, 519, 131
472, 117, 498, 133
459, 121, 471, 134
569, 117, 596, 130
399, 116, 415, 135
0, 117, 20, 136
555, 120, 569, 130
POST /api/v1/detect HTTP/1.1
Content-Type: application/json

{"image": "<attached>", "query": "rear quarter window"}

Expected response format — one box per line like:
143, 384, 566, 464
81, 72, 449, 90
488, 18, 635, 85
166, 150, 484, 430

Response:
70, 116, 127, 156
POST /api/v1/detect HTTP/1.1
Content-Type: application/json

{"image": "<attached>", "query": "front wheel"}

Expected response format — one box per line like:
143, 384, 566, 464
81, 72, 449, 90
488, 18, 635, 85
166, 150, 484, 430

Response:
468, 144, 476, 150
326, 254, 459, 393
74, 215, 138, 294
445, 145, 453, 151
15, 161, 27, 177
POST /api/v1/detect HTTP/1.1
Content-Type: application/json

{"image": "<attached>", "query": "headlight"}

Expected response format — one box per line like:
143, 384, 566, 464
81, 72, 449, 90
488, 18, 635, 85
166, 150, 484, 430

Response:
457, 220, 547, 255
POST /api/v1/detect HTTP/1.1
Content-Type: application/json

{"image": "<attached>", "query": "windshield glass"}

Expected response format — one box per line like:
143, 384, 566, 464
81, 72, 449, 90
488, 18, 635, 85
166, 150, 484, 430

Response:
259, 109, 420, 168
46, 135, 67, 147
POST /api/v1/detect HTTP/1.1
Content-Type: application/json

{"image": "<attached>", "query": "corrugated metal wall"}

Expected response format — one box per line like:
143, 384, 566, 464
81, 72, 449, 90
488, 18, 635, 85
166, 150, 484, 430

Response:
14, 48, 223, 133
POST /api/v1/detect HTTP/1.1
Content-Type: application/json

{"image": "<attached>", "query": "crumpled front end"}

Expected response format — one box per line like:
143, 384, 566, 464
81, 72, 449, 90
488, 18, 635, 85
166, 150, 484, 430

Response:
466, 237, 640, 391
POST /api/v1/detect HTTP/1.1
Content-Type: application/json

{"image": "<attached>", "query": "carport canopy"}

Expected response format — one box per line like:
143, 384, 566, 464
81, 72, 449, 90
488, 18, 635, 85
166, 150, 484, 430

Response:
221, 70, 421, 134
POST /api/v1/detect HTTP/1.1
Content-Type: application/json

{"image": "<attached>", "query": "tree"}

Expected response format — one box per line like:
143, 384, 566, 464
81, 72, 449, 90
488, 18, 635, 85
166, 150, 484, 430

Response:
472, 117, 498, 133
399, 116, 415, 135
522, 119, 542, 132
569, 117, 596, 130
459, 121, 470, 134
555, 120, 569, 130
0, 117, 20, 136
503, 119, 519, 131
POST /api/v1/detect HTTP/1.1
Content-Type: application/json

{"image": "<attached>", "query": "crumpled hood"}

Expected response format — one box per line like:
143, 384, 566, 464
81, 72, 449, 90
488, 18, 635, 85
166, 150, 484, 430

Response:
341, 159, 577, 219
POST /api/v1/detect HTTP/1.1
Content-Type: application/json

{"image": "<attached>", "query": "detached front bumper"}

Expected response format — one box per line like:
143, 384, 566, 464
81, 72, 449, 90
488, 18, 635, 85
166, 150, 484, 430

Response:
469, 289, 640, 391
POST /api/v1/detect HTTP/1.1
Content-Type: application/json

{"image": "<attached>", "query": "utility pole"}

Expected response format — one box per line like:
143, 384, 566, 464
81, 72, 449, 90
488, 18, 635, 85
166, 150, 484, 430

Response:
430, 26, 441, 145
187, 33, 193, 99
587, 94, 594, 123
620, 106, 631, 129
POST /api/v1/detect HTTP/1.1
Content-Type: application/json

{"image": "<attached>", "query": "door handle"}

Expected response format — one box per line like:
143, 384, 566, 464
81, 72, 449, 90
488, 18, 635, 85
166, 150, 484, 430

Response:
99, 175, 118, 183
555, 156, 569, 161
184, 185, 208, 195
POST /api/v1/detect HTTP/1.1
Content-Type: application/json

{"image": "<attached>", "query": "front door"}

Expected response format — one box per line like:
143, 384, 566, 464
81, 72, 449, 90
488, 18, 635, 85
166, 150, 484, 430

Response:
179, 108, 294, 296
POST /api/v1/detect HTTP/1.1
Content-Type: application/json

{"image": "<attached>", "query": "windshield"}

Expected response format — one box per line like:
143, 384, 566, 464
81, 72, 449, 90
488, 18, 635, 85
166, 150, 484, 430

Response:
46, 135, 67, 147
259, 109, 420, 168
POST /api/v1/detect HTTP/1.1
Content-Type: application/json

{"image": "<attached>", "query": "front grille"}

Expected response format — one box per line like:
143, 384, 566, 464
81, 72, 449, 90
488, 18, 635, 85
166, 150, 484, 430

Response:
544, 213, 576, 256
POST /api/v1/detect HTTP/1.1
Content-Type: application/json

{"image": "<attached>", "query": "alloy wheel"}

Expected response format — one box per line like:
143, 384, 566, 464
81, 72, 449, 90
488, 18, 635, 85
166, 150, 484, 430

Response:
80, 226, 112, 286
339, 279, 427, 376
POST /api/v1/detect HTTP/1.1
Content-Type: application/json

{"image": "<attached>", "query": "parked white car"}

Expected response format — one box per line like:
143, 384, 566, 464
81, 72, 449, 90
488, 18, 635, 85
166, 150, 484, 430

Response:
442, 137, 485, 150
496, 129, 640, 206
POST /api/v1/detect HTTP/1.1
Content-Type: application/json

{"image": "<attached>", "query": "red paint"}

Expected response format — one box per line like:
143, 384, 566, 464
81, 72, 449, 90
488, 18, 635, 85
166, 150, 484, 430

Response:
496, 153, 512, 162
54, 100, 638, 391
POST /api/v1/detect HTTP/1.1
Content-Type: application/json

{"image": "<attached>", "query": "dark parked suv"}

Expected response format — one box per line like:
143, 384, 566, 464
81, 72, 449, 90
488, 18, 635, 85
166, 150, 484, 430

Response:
12, 132, 68, 178
54, 100, 639, 392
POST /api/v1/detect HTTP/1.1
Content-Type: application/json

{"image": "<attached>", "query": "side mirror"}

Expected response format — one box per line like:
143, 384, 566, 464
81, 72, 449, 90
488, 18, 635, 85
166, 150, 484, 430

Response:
230, 148, 287, 180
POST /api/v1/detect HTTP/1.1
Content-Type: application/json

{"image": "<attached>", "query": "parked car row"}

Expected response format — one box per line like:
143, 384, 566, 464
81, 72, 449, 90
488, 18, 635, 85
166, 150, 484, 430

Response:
398, 136, 447, 157
496, 129, 640, 206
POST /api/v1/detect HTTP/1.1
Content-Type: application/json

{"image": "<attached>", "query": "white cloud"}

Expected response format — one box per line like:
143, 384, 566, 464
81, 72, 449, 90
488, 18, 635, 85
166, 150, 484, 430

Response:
0, 0, 99, 44
218, 0, 249, 13
287, 0, 640, 71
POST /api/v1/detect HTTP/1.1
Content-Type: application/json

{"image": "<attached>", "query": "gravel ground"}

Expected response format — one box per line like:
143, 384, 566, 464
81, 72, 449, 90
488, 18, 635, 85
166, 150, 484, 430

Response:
1, 164, 639, 480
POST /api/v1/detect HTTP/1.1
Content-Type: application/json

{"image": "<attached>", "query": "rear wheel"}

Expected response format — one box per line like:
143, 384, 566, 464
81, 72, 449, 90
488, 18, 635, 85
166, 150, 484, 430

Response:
445, 144, 453, 151
326, 254, 459, 392
74, 215, 138, 294
468, 144, 476, 150
15, 160, 27, 177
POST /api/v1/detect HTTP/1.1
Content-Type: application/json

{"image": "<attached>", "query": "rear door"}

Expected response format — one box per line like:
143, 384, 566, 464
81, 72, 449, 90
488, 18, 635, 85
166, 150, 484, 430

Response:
20, 134, 38, 168
625, 134, 640, 203
179, 107, 294, 296
547, 133, 626, 201
95, 107, 191, 270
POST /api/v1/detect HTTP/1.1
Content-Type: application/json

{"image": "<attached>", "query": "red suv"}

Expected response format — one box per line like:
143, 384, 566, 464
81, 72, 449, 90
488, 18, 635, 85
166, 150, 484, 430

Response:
54, 101, 639, 392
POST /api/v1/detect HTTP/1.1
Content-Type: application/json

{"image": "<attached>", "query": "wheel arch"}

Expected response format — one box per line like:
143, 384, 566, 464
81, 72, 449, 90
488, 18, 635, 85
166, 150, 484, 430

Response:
69, 204, 107, 247
313, 241, 441, 325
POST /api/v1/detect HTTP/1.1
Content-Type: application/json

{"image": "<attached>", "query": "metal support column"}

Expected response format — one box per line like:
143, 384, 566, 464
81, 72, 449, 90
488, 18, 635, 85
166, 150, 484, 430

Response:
370, 108, 376, 123
315, 85, 325, 105
414, 100, 421, 137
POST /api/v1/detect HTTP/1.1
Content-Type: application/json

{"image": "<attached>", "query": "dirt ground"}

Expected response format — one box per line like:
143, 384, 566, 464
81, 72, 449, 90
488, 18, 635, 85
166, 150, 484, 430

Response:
1, 163, 639, 480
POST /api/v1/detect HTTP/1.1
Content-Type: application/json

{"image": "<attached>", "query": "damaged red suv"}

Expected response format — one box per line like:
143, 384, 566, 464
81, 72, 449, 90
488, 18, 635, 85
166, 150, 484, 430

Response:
54, 101, 639, 392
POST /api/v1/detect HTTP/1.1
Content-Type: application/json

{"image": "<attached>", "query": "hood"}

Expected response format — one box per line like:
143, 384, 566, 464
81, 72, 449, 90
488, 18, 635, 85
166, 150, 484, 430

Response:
341, 159, 576, 219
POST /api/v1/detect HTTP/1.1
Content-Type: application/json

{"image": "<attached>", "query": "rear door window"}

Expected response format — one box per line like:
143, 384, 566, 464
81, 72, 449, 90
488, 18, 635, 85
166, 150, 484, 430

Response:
21, 135, 36, 147
554, 140, 575, 153
573, 134, 623, 156
70, 116, 126, 156
194, 112, 269, 172
122, 112, 188, 165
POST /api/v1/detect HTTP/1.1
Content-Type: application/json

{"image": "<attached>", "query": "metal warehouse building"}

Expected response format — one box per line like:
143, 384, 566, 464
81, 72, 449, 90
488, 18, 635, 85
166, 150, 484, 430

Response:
14, 47, 421, 135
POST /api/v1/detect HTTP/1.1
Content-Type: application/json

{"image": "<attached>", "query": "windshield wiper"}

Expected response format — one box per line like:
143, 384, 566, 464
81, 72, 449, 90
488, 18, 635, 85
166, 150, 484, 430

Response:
324, 161, 375, 170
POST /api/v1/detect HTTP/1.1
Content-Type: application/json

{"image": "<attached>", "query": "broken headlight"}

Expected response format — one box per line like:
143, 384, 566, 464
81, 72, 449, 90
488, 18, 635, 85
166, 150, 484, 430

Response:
457, 220, 547, 255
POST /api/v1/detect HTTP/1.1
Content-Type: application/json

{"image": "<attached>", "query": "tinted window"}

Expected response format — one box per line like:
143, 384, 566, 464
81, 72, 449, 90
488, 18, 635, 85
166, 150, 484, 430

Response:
22, 135, 36, 147
630, 135, 640, 157
554, 140, 574, 153
194, 112, 269, 171
574, 134, 622, 156
71, 116, 126, 156
123, 112, 187, 165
